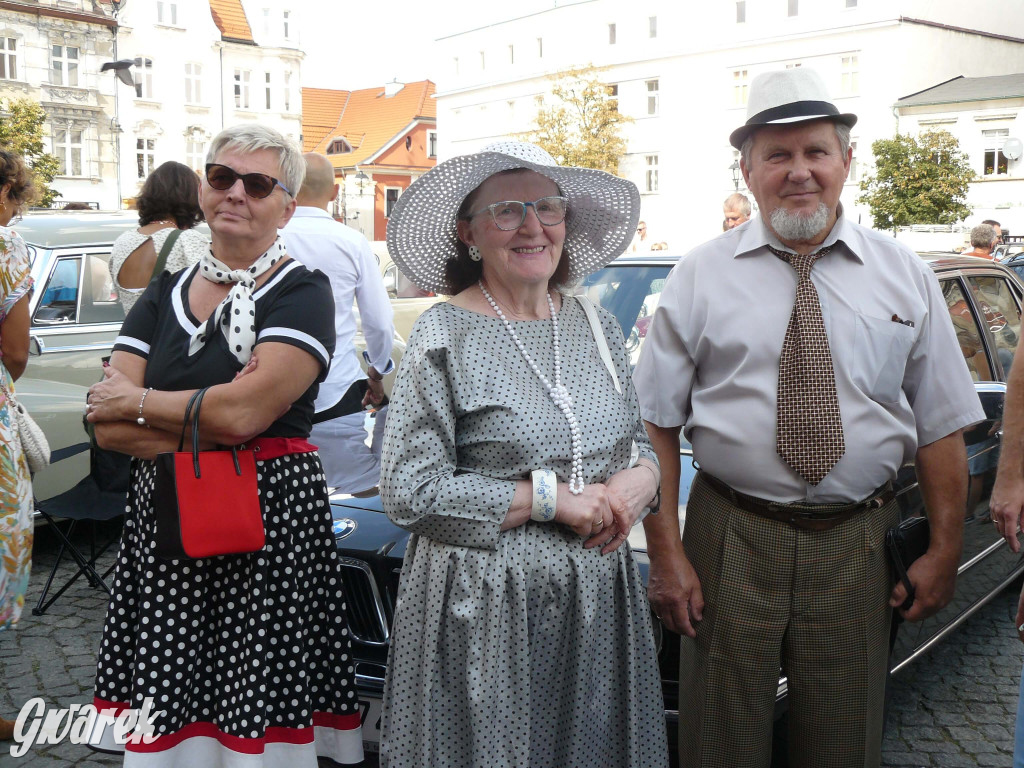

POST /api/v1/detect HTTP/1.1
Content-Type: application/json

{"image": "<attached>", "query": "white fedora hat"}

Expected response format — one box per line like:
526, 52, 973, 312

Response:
386, 141, 640, 295
729, 68, 857, 150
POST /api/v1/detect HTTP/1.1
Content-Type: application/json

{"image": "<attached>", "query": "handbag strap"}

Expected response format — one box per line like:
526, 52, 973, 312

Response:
151, 228, 182, 286
177, 388, 205, 452
576, 294, 621, 394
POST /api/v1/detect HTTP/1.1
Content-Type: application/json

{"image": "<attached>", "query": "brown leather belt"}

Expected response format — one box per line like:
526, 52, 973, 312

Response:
699, 472, 895, 532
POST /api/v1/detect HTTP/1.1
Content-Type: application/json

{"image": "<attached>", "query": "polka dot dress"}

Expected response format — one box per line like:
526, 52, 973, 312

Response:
378, 297, 668, 768
93, 452, 362, 765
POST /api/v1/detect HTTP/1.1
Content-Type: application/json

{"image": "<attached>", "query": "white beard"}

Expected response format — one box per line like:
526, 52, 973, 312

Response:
769, 203, 830, 243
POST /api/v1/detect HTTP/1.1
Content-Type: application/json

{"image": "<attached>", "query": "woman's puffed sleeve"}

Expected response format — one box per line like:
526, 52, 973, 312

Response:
0, 227, 32, 318
379, 321, 516, 550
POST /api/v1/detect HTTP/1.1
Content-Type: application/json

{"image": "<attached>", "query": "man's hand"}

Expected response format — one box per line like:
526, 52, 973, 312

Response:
889, 550, 958, 622
990, 471, 1024, 553
647, 545, 704, 639
362, 367, 385, 407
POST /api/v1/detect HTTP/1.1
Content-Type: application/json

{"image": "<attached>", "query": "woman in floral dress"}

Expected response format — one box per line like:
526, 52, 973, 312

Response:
0, 149, 39, 740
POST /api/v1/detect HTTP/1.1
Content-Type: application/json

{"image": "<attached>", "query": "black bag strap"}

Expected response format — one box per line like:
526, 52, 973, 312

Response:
177, 388, 205, 452
151, 228, 182, 286
886, 528, 916, 610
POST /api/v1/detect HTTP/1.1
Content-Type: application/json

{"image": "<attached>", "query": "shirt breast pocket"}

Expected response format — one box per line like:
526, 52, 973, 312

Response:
853, 314, 916, 404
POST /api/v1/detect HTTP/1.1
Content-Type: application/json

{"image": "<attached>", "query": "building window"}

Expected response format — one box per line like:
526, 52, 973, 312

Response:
645, 155, 659, 193
262, 8, 270, 36
51, 44, 79, 86
0, 38, 16, 80
283, 71, 291, 111
788, 0, 798, 16
733, 69, 749, 106
479, 51, 485, 70
265, 72, 272, 110
283, 10, 291, 40
607, 83, 618, 98
509, 44, 514, 64
136, 138, 155, 179
427, 131, 437, 158
786, 62, 802, 69
849, 140, 857, 182
185, 139, 205, 171
453, 57, 459, 75
386, 188, 401, 218
234, 69, 250, 109
156, 2, 178, 25
846, 0, 857, 6
646, 79, 659, 116
984, 129, 1010, 176
54, 126, 82, 176
537, 38, 543, 58
134, 57, 154, 98
609, 23, 616, 44
327, 137, 351, 154
736, 2, 745, 22
840, 55, 858, 95
649, 16, 657, 38
185, 62, 201, 104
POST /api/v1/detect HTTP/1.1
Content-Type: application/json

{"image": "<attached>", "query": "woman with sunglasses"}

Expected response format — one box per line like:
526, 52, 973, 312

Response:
84, 124, 363, 767
379, 142, 667, 767
109, 160, 206, 312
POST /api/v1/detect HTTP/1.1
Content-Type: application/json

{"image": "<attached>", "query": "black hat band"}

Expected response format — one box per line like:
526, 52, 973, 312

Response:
745, 100, 840, 127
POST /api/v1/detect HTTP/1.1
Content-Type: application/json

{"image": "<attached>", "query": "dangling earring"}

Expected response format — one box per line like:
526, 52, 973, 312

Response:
468, 245, 482, 262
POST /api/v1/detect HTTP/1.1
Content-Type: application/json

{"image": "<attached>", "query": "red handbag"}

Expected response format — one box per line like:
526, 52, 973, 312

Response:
153, 388, 265, 559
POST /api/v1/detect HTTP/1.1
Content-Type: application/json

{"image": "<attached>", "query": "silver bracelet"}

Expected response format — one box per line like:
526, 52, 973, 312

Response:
137, 387, 153, 427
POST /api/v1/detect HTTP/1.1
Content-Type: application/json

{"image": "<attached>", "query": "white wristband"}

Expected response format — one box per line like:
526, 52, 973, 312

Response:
531, 469, 557, 522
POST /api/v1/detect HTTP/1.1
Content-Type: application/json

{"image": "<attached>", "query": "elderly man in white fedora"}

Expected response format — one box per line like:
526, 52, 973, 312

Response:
634, 68, 984, 767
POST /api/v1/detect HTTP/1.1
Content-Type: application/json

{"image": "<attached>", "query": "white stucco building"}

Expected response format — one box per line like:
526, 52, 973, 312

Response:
0, 0, 119, 208
896, 74, 1024, 239
435, 0, 1024, 251
112, 0, 302, 206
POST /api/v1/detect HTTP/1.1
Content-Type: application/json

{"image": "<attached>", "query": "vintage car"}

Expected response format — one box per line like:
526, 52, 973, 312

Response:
15, 210, 404, 502
329, 252, 1024, 758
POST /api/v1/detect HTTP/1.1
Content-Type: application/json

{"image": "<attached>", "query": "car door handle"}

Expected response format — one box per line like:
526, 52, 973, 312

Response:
29, 335, 44, 356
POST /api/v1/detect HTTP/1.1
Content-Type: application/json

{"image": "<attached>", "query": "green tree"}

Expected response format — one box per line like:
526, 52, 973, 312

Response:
857, 130, 974, 233
0, 97, 60, 207
521, 65, 632, 175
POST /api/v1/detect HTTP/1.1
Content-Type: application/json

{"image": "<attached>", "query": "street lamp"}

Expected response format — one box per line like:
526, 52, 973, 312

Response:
355, 170, 369, 196
729, 159, 740, 191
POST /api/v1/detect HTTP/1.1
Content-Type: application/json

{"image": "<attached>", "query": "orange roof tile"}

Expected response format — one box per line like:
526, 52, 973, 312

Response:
209, 0, 254, 43
301, 88, 351, 152
305, 81, 436, 169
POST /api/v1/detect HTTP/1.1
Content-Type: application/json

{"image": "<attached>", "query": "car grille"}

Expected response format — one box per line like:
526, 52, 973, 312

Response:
338, 557, 390, 646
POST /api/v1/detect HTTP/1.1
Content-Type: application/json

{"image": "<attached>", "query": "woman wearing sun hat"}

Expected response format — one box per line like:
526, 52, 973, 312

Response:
378, 141, 667, 767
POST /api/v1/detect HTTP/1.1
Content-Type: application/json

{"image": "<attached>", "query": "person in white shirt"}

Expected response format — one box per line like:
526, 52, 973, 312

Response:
284, 153, 394, 493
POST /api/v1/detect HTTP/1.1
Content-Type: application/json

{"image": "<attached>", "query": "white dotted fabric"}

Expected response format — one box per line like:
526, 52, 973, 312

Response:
378, 298, 667, 767
93, 453, 362, 760
769, 244, 846, 485
386, 142, 641, 295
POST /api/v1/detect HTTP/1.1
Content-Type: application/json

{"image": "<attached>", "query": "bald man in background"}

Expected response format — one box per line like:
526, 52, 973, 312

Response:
284, 152, 395, 494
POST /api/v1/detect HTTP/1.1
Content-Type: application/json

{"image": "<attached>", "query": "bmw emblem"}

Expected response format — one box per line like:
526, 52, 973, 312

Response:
333, 518, 357, 539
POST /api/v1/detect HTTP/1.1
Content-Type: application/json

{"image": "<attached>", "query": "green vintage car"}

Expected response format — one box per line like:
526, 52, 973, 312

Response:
16, 210, 404, 502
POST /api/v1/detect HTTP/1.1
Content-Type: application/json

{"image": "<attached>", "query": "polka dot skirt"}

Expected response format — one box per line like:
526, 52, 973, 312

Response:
93, 453, 362, 765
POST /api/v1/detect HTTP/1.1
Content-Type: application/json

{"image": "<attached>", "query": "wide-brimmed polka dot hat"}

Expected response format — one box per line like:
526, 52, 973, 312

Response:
386, 141, 641, 295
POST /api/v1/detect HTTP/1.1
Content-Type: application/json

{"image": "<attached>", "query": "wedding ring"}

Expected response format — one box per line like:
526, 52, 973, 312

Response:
83, 403, 91, 414
593, 518, 604, 528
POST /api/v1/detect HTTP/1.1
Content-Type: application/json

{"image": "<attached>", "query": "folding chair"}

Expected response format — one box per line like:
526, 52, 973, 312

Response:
32, 443, 131, 616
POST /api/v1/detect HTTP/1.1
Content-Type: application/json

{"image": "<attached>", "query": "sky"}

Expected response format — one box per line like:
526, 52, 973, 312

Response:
297, 1, 558, 91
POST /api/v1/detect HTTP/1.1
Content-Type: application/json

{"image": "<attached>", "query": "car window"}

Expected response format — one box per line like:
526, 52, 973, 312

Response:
385, 263, 436, 299
966, 275, 1022, 379
576, 264, 671, 367
79, 252, 124, 325
943, 278, 992, 382
34, 256, 81, 325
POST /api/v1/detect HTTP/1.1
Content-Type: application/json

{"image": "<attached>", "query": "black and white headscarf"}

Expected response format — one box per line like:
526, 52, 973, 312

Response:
188, 237, 287, 365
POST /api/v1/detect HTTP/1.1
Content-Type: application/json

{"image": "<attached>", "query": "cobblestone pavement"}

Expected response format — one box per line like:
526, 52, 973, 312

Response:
2, 522, 1022, 767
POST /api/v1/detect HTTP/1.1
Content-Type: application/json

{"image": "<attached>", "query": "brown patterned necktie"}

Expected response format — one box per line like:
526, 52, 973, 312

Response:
767, 244, 845, 486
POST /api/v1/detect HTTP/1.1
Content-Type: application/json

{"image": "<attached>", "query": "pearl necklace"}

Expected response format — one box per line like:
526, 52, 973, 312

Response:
479, 280, 584, 495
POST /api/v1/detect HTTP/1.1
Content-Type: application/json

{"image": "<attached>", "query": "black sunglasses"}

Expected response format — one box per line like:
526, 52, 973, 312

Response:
205, 163, 293, 199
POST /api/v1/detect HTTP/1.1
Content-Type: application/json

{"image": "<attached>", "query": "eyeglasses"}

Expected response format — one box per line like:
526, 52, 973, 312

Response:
467, 196, 567, 231
205, 163, 293, 199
